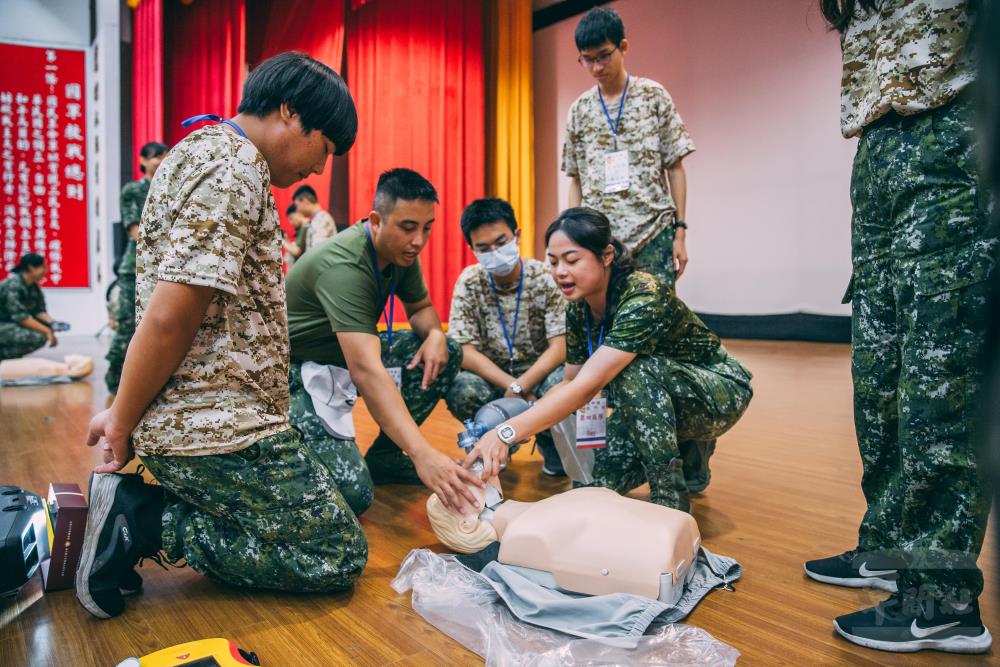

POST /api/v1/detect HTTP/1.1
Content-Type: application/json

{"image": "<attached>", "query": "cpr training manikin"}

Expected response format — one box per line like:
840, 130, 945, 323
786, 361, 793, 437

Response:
426, 398, 703, 606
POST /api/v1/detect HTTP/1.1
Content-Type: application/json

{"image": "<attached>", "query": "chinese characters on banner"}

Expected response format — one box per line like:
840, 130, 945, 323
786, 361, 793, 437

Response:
0, 43, 88, 288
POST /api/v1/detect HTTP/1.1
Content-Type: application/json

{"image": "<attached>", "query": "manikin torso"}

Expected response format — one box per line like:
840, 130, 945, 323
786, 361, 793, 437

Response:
427, 482, 701, 601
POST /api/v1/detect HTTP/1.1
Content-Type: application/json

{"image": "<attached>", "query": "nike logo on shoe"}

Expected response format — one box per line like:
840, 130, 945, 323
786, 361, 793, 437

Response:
858, 562, 895, 577
910, 619, 961, 639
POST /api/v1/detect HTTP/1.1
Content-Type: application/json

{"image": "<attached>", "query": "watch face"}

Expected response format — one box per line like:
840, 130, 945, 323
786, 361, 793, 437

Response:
498, 425, 516, 442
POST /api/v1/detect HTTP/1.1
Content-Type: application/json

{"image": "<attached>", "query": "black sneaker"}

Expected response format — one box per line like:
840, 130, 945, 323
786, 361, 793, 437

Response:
75, 472, 163, 619
681, 441, 714, 493
834, 593, 992, 653
119, 569, 142, 596
804, 548, 900, 592
537, 439, 565, 477
365, 437, 423, 485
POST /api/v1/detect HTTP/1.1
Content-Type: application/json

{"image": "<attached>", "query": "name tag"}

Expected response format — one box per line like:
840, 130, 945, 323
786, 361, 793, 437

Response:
603, 150, 629, 193
575, 394, 607, 449
386, 366, 403, 392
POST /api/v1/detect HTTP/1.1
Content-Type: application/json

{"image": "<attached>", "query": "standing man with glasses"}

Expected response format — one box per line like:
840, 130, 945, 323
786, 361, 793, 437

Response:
562, 7, 695, 288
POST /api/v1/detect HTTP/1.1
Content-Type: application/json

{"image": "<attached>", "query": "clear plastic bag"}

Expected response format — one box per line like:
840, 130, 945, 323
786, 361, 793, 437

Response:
392, 549, 739, 666
550, 414, 595, 485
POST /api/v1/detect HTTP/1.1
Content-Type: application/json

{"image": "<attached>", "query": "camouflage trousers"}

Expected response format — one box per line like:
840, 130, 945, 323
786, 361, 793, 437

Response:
367, 330, 463, 455
141, 429, 368, 592
288, 362, 374, 516
634, 222, 675, 290
445, 365, 564, 466
0, 322, 46, 360
105, 272, 135, 393
585, 350, 752, 512
849, 94, 997, 604
289, 330, 462, 486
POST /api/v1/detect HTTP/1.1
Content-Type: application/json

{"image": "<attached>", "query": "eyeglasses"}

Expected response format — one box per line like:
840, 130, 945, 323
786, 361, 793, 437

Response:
577, 47, 618, 68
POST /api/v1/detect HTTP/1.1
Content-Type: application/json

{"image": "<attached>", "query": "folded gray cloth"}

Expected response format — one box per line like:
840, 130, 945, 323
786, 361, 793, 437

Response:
476, 547, 740, 639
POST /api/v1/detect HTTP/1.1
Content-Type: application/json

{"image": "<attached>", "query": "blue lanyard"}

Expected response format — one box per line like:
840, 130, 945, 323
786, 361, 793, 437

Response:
585, 308, 606, 358
364, 222, 397, 348
597, 74, 629, 149
181, 114, 247, 138
488, 260, 524, 374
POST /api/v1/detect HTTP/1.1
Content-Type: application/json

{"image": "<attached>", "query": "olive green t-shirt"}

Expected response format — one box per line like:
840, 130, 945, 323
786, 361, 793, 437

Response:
287, 220, 429, 365
565, 271, 722, 366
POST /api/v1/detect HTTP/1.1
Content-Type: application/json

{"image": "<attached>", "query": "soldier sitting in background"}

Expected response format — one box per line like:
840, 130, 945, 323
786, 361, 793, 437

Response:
446, 198, 568, 477
0, 253, 59, 360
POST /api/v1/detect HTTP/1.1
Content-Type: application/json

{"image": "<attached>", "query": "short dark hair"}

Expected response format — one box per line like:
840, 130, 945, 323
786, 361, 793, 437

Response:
575, 7, 625, 51
238, 51, 358, 156
138, 141, 168, 173
12, 253, 45, 273
460, 198, 518, 245
373, 168, 438, 216
286, 203, 297, 216
292, 185, 317, 203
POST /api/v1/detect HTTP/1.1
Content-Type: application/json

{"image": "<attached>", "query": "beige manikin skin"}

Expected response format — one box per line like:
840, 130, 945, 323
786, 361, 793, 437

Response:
0, 355, 93, 381
428, 481, 701, 599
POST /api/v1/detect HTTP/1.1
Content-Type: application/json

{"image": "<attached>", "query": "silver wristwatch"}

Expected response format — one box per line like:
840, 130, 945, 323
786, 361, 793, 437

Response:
496, 423, 517, 445
508, 381, 523, 395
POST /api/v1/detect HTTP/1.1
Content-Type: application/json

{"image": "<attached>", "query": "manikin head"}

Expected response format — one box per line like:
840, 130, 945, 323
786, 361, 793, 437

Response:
368, 168, 438, 269
426, 483, 500, 554
138, 141, 168, 180
575, 7, 629, 86
236, 52, 358, 188
12, 253, 46, 285
461, 197, 521, 279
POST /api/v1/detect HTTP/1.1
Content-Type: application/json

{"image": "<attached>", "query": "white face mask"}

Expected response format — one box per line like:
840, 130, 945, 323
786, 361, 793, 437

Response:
475, 237, 521, 276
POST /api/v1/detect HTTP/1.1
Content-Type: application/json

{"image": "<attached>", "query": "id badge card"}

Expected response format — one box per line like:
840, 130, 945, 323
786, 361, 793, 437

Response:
386, 366, 403, 392
603, 149, 629, 194
575, 393, 608, 449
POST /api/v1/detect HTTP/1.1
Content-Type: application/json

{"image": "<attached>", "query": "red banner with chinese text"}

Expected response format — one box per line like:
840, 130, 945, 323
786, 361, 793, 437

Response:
0, 43, 88, 288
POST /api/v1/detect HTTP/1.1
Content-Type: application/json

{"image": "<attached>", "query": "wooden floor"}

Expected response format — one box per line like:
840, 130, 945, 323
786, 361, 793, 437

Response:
1, 337, 997, 666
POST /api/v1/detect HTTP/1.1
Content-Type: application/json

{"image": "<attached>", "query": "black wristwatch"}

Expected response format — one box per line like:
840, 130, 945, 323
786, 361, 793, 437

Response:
672, 219, 688, 230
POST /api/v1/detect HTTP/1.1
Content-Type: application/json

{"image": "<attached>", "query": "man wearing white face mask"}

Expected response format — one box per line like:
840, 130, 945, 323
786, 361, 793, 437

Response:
447, 198, 568, 476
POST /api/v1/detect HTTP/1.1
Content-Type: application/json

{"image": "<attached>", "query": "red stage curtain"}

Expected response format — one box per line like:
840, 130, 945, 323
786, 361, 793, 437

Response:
163, 0, 246, 148
246, 0, 345, 239
347, 0, 483, 319
131, 0, 163, 179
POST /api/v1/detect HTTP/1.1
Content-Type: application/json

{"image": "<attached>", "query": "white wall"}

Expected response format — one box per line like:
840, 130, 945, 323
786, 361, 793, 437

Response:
0, 0, 90, 49
534, 0, 857, 316
1, 0, 121, 335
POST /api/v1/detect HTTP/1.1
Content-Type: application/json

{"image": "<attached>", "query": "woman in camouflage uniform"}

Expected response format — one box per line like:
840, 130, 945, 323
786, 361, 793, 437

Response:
0, 253, 57, 360
463, 208, 752, 512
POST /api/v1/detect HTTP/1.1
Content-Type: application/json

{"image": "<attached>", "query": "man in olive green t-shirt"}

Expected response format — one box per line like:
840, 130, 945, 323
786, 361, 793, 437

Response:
286, 168, 482, 516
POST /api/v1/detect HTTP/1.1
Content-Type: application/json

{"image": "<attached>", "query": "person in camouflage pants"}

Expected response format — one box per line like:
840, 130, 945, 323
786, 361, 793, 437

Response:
0, 255, 53, 360
289, 329, 463, 492
462, 209, 753, 513
848, 93, 996, 606
590, 351, 751, 512
140, 429, 367, 592
74, 54, 366, 621
562, 7, 695, 287
107, 143, 167, 393
105, 225, 138, 393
